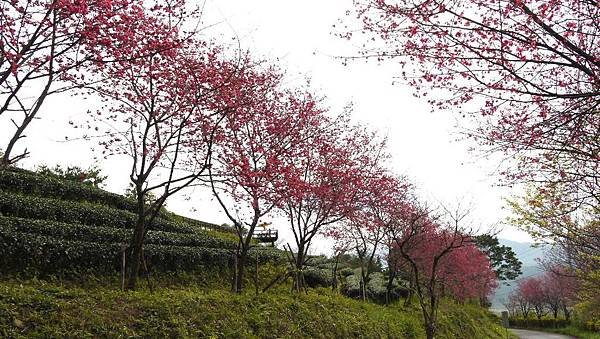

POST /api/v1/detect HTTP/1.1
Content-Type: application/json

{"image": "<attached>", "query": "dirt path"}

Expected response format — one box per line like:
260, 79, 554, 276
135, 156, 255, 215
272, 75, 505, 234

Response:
510, 329, 575, 339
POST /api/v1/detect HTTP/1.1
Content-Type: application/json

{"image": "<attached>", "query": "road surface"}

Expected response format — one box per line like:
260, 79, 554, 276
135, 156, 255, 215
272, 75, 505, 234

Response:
510, 329, 575, 339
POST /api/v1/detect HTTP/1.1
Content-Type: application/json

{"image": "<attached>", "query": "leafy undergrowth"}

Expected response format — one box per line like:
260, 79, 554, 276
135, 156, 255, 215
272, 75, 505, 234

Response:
546, 326, 600, 339
0, 278, 510, 338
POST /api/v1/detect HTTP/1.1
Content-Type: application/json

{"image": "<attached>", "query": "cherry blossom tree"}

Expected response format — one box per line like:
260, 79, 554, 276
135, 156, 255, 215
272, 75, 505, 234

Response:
85, 26, 235, 289
517, 276, 547, 319
515, 272, 577, 320
279, 117, 388, 291
510, 283, 532, 319
344, 0, 599, 213
440, 243, 498, 305
0, 0, 184, 165
208, 69, 327, 292
541, 268, 576, 319
340, 174, 413, 302
337, 175, 390, 301
391, 203, 480, 339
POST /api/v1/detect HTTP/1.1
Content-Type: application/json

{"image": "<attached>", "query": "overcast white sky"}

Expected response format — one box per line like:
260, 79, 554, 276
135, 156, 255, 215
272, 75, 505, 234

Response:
1, 0, 533, 255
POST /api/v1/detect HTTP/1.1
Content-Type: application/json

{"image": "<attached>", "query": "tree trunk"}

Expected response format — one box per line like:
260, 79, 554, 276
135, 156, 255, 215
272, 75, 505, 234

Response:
126, 189, 146, 290
385, 272, 395, 305
424, 301, 437, 339
126, 216, 145, 290
294, 244, 305, 292
425, 323, 435, 339
331, 255, 339, 291
404, 275, 414, 306
236, 248, 248, 293
563, 306, 571, 321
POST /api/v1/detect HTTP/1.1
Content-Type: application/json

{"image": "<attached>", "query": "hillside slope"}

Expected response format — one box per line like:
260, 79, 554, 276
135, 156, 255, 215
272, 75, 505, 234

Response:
0, 279, 510, 338
0, 167, 511, 338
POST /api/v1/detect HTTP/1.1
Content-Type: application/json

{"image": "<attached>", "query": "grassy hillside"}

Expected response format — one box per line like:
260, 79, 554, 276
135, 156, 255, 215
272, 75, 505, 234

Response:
0, 279, 510, 338
0, 167, 511, 338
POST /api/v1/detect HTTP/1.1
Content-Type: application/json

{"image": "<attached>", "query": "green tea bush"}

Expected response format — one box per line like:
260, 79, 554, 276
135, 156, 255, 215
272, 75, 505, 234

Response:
0, 191, 197, 234
0, 216, 237, 249
342, 271, 408, 303
0, 168, 235, 234
0, 168, 138, 211
0, 228, 283, 274
303, 267, 333, 288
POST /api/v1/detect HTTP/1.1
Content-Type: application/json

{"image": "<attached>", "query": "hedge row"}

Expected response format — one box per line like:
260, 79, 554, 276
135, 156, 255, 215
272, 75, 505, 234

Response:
0, 168, 138, 212
0, 216, 237, 249
0, 191, 199, 234
508, 318, 571, 329
0, 167, 235, 234
0, 228, 283, 274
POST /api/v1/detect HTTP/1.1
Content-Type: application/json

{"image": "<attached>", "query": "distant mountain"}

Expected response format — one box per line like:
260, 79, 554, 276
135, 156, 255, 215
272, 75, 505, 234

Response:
489, 239, 550, 312
498, 239, 549, 266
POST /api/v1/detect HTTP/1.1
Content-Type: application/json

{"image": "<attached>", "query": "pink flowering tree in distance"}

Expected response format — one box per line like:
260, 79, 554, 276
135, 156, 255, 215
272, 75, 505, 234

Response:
279, 115, 390, 292
391, 202, 488, 339
334, 173, 412, 302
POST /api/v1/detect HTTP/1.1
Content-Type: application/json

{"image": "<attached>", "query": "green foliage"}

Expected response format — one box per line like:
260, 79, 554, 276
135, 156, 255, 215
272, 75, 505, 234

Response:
436, 302, 513, 339
475, 234, 523, 281
0, 225, 282, 275
0, 167, 234, 234
343, 271, 407, 303
303, 267, 333, 287
0, 279, 509, 338
36, 164, 108, 188
548, 325, 600, 339
509, 317, 571, 329
0, 166, 282, 276
575, 297, 600, 332
0, 216, 236, 248
336, 253, 383, 273
0, 167, 138, 212
0, 190, 205, 234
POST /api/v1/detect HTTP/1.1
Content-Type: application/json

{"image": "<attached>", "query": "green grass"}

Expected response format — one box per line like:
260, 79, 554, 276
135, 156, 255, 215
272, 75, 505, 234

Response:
547, 326, 600, 339
0, 278, 510, 338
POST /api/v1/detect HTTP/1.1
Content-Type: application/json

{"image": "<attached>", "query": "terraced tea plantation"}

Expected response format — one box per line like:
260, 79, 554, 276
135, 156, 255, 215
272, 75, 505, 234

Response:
0, 167, 281, 275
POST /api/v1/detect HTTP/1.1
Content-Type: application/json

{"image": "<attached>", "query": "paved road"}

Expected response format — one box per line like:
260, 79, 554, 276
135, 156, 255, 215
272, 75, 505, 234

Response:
510, 329, 575, 339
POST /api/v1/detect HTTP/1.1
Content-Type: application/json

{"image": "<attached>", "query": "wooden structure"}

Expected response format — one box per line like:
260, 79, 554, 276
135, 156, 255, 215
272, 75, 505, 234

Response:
253, 229, 278, 246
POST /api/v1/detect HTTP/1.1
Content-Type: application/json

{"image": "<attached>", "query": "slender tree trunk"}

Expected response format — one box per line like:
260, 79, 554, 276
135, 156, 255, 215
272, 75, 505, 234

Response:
254, 251, 259, 296
404, 275, 414, 306
563, 305, 571, 321
236, 248, 248, 293
424, 297, 438, 339
360, 267, 368, 301
294, 243, 305, 292
385, 271, 395, 305
331, 255, 339, 291
126, 189, 146, 290
231, 253, 238, 291
126, 216, 145, 290
425, 324, 435, 339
